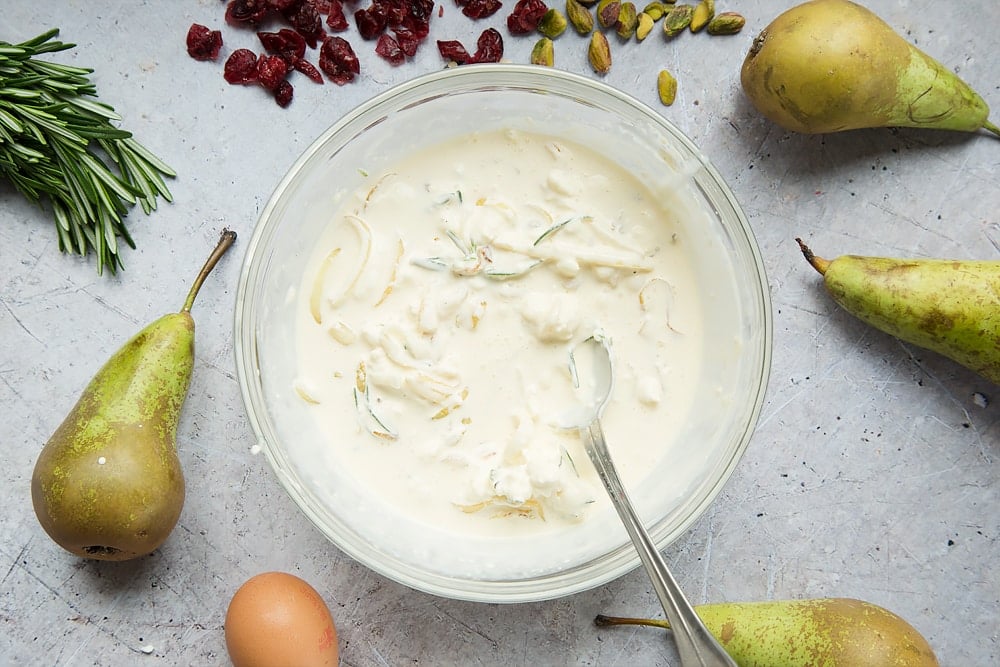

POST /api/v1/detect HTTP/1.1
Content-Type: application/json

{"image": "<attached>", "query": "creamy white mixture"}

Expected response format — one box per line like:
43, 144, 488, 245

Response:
292, 129, 705, 543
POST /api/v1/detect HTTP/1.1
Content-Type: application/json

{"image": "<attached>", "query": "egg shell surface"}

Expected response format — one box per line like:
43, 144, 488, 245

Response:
225, 571, 339, 667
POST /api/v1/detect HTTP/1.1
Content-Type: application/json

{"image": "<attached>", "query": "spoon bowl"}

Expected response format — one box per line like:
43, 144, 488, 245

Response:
570, 335, 737, 667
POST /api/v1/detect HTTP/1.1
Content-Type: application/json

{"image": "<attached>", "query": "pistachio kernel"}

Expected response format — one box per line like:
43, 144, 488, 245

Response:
706, 11, 745, 35
635, 11, 655, 40
616, 2, 639, 39
566, 0, 595, 34
689, 0, 714, 32
662, 4, 693, 37
596, 0, 621, 29
530, 37, 555, 66
641, 1, 666, 20
538, 8, 569, 37
657, 69, 677, 106
588, 30, 612, 74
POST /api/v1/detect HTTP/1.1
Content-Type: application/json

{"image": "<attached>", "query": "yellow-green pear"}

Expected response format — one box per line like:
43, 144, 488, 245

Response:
596, 598, 939, 666
797, 239, 1000, 384
31, 230, 237, 561
741, 0, 999, 137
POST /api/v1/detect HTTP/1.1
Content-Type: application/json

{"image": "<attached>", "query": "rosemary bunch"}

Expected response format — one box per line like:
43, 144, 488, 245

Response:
0, 28, 175, 274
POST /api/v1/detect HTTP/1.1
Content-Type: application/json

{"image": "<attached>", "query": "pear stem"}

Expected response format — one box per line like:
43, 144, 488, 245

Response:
795, 237, 831, 275
984, 120, 1000, 138
594, 614, 671, 630
181, 229, 238, 313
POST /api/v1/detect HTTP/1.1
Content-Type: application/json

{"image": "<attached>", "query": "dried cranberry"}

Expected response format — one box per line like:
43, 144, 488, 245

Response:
209, 0, 448, 106
225, 0, 273, 26
401, 13, 430, 40
282, 0, 325, 48
439, 29, 502, 65
279, 27, 308, 58
274, 79, 294, 107
410, 0, 436, 22
436, 39, 471, 64
257, 30, 285, 55
186, 23, 223, 61
471, 27, 503, 63
294, 58, 324, 83
402, 0, 435, 30
456, 0, 503, 20
375, 34, 405, 64
223, 48, 260, 84
256, 54, 290, 90
325, 0, 350, 31
319, 36, 360, 84
380, 0, 408, 27
258, 28, 307, 63
392, 28, 420, 57
506, 0, 547, 34
409, 21, 431, 40
354, 5, 388, 40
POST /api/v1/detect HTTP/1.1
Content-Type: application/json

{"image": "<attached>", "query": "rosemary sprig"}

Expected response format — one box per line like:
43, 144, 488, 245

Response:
353, 386, 398, 441
414, 229, 545, 280
534, 215, 582, 246
0, 29, 175, 274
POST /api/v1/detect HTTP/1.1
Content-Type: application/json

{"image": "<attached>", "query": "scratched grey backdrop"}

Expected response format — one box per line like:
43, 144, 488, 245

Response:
2, 1, 998, 665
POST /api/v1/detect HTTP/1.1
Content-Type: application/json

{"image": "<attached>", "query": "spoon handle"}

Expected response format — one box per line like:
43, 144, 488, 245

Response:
585, 420, 737, 667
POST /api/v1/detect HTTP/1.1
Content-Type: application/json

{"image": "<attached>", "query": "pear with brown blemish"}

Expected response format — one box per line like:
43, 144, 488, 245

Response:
741, 0, 999, 137
31, 230, 236, 561
797, 238, 1000, 384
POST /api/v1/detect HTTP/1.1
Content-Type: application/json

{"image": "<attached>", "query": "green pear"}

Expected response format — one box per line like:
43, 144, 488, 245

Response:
797, 239, 1000, 384
596, 598, 939, 666
31, 230, 237, 561
740, 0, 999, 137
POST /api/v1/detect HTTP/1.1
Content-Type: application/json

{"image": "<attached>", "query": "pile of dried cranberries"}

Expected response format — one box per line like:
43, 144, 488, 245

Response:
187, 0, 539, 107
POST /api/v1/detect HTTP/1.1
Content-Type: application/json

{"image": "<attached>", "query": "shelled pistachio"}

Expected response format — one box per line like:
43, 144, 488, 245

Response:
663, 4, 693, 36
531, 37, 555, 65
567, 0, 595, 34
596, 0, 621, 28
657, 69, 678, 105
539, 8, 569, 37
642, 1, 667, 20
706, 11, 744, 35
588, 30, 612, 73
690, 0, 715, 32
635, 11, 655, 40
616, 2, 639, 38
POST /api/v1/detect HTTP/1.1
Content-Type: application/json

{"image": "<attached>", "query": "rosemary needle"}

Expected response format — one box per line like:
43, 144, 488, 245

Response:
0, 28, 176, 274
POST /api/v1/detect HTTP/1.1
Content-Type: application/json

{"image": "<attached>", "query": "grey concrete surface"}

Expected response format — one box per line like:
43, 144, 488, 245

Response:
2, 1, 998, 665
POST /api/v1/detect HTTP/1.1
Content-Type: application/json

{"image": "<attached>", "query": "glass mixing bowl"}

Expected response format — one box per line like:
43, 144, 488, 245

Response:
234, 64, 772, 603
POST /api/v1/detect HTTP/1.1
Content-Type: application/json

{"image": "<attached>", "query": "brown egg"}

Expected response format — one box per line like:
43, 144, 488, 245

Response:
225, 571, 339, 667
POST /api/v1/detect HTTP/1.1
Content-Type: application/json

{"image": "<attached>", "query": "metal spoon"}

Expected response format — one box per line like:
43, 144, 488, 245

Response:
568, 334, 737, 667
